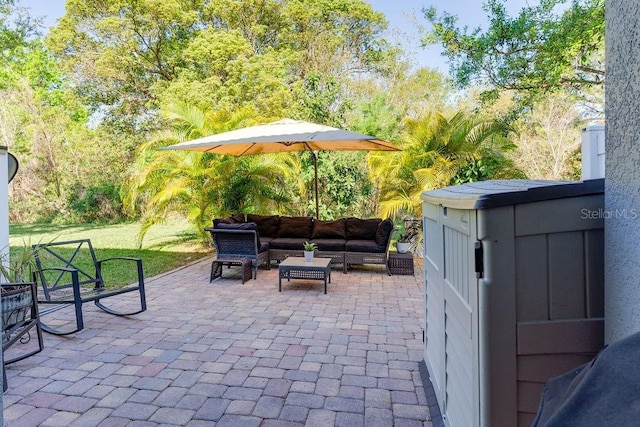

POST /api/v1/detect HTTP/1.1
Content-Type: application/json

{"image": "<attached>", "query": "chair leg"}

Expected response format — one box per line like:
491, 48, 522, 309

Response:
210, 261, 223, 282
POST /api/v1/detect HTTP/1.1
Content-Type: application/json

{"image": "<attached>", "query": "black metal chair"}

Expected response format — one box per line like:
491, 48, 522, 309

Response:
32, 239, 146, 335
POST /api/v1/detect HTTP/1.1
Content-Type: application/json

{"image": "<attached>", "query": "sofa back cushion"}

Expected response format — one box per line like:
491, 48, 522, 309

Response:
311, 219, 346, 240
346, 218, 382, 240
212, 214, 244, 227
278, 216, 314, 238
375, 218, 394, 247
230, 213, 245, 223
216, 222, 261, 248
246, 214, 280, 238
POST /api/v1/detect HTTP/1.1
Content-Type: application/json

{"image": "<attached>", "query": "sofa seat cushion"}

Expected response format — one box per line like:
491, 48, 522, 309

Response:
346, 218, 382, 240
310, 239, 346, 251
258, 242, 270, 253
311, 219, 346, 239
270, 238, 308, 250
278, 216, 314, 238
259, 236, 275, 245
345, 239, 386, 253
247, 214, 280, 238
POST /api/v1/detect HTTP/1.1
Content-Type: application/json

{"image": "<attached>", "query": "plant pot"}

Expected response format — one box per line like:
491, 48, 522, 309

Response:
396, 242, 410, 254
304, 251, 314, 262
1, 283, 33, 329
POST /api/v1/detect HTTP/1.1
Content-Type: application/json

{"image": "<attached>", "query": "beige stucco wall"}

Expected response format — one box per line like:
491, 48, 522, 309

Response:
605, 0, 640, 343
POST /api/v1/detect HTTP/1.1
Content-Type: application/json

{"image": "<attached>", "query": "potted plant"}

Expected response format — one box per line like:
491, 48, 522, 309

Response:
303, 241, 317, 262
396, 234, 410, 254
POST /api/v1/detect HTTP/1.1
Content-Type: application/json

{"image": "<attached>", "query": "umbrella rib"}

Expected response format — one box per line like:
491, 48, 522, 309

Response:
364, 139, 400, 150
204, 145, 222, 153
237, 144, 255, 156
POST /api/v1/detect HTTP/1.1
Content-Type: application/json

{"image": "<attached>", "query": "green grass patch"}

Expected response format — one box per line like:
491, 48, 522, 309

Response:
9, 219, 211, 286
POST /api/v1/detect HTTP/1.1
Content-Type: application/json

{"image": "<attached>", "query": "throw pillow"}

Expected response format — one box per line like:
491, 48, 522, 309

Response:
375, 218, 394, 247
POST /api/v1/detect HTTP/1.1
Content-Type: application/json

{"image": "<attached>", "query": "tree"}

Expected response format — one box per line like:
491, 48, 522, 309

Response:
345, 66, 457, 142
123, 103, 295, 244
509, 93, 584, 180
368, 111, 524, 218
423, 0, 604, 112
0, 0, 41, 88
47, 0, 393, 131
0, 10, 129, 224
295, 151, 374, 220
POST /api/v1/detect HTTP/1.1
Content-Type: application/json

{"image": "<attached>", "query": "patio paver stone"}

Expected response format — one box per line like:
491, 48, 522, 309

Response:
3, 257, 431, 426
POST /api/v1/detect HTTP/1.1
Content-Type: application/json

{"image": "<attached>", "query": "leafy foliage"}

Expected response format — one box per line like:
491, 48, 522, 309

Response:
424, 0, 604, 111
123, 103, 296, 244
368, 110, 524, 218
302, 151, 375, 219
508, 93, 585, 180
0, 0, 42, 88
47, 0, 392, 130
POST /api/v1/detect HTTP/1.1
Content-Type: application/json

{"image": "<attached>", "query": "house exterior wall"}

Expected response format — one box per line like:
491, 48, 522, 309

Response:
605, 0, 640, 343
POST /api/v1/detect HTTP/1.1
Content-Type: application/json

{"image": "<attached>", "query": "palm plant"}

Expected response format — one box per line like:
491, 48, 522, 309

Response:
368, 110, 524, 219
123, 103, 296, 244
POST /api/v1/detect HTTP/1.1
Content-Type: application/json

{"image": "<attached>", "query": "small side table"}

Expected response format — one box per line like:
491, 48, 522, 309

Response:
388, 251, 414, 275
211, 257, 253, 284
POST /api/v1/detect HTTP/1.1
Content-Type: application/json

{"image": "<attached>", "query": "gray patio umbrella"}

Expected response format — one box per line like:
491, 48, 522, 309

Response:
161, 118, 400, 218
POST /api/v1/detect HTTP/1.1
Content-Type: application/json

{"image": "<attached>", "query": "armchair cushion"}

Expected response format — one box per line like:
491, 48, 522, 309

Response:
247, 214, 280, 238
278, 216, 314, 238
311, 219, 346, 239
346, 218, 382, 240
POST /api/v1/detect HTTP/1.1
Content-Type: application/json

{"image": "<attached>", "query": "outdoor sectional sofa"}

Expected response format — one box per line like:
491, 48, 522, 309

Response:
209, 214, 394, 274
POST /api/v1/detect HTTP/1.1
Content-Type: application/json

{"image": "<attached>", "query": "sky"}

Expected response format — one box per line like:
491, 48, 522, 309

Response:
19, 0, 533, 73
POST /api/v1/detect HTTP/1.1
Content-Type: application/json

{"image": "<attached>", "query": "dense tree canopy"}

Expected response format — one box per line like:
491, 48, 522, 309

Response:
1, 0, 599, 231
423, 0, 604, 112
47, 0, 392, 130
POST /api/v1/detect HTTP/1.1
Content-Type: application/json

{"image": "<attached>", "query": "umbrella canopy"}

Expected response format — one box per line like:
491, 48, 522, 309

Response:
161, 118, 400, 218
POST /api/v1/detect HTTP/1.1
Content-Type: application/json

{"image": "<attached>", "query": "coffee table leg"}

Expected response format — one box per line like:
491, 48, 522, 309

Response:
279, 275, 282, 292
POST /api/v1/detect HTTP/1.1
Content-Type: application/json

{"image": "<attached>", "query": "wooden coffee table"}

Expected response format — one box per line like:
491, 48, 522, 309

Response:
278, 257, 332, 294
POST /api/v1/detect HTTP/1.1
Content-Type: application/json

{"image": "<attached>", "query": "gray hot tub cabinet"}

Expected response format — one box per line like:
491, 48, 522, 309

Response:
421, 179, 604, 427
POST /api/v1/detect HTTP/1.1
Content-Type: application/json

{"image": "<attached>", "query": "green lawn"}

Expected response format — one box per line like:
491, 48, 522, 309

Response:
9, 218, 211, 287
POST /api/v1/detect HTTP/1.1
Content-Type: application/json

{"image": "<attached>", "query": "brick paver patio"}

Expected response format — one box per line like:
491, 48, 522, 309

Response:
3, 257, 431, 426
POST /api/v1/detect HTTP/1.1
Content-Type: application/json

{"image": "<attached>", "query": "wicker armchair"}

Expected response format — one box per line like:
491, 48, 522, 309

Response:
205, 227, 270, 279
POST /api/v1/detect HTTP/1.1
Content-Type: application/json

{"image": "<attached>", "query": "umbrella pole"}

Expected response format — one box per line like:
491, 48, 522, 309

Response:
313, 151, 319, 219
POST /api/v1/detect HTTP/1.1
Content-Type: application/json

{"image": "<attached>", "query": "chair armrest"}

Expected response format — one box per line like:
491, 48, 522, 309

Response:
34, 267, 81, 302
98, 256, 142, 264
